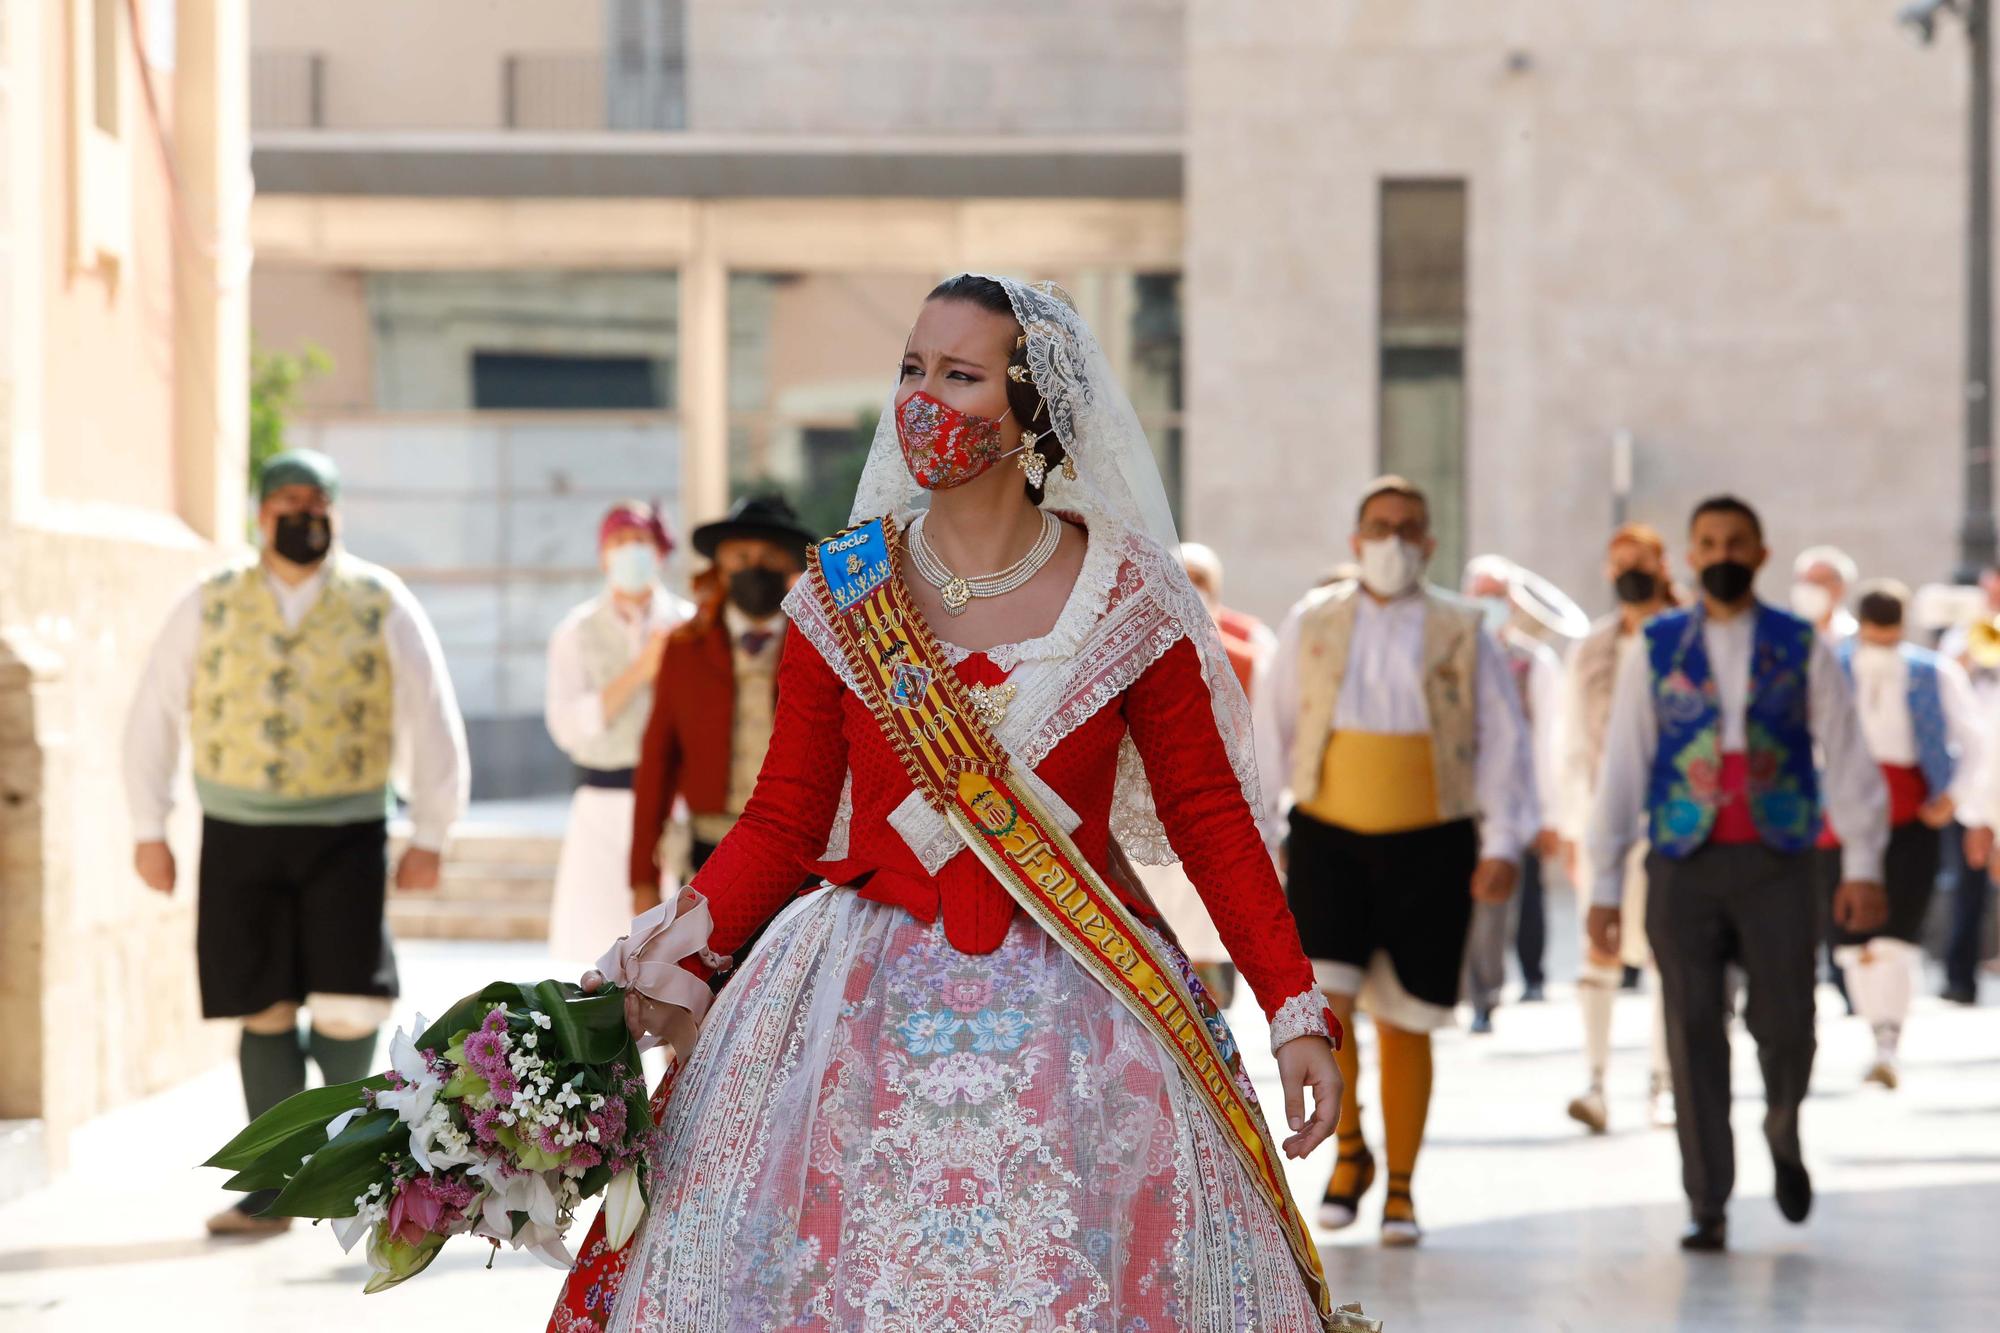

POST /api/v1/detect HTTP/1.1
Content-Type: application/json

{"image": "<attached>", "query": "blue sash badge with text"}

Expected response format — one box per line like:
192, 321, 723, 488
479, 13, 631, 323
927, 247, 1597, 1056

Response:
819, 519, 893, 613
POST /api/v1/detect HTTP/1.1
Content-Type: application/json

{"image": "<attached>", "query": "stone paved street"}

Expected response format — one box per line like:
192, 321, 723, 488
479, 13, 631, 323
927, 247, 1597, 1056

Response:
3, 898, 1997, 1332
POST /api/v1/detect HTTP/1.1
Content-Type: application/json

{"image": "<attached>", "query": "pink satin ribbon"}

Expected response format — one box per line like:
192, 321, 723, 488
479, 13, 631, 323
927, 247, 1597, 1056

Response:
593, 892, 719, 1046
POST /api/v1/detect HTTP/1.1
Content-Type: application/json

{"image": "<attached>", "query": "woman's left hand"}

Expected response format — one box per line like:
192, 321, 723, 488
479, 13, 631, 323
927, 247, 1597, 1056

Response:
1275, 1035, 1342, 1160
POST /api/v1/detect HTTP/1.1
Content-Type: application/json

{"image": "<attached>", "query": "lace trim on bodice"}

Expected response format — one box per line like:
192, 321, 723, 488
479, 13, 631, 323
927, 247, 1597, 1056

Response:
782, 514, 1261, 870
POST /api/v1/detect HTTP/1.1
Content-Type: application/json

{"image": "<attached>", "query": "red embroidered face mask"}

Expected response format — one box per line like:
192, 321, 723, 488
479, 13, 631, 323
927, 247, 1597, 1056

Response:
896, 391, 1017, 490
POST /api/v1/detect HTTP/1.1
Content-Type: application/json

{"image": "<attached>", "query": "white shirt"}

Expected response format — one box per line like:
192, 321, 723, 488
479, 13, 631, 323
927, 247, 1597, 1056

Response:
543, 586, 694, 758
1500, 625, 1564, 845
1558, 628, 1640, 844
1848, 643, 1987, 824
1254, 589, 1532, 862
1587, 607, 1888, 907
123, 557, 471, 850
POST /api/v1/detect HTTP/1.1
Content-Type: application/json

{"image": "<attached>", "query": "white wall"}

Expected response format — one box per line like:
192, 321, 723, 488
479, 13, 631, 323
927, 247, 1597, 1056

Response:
1187, 0, 1974, 624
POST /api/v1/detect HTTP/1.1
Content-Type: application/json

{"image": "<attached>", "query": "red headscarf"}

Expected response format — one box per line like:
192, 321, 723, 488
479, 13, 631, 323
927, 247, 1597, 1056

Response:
598, 501, 675, 554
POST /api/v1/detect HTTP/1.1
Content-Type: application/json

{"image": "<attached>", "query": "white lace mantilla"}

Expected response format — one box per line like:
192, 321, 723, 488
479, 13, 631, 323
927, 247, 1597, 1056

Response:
785, 513, 1263, 873
1267, 989, 1334, 1054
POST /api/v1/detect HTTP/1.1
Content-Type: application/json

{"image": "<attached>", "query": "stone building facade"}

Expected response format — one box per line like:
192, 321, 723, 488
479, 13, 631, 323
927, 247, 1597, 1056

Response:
1186, 0, 1975, 622
0, 0, 249, 1183
245, 0, 1992, 783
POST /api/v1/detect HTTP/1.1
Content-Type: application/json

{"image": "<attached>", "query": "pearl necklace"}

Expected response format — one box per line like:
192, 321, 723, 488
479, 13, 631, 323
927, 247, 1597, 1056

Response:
908, 511, 1062, 615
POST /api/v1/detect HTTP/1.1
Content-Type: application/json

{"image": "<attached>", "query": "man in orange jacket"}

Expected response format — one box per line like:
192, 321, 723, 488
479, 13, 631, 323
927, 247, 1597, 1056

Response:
629, 495, 813, 913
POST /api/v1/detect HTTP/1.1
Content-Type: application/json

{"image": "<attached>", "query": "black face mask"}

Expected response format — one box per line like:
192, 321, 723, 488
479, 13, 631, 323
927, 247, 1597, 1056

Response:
1613, 569, 1659, 605
1699, 560, 1756, 604
272, 511, 332, 566
728, 567, 789, 620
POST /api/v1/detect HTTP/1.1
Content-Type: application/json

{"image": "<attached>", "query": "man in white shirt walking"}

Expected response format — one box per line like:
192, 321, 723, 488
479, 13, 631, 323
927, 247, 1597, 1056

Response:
124, 449, 469, 1235
1817, 580, 1986, 1088
544, 502, 694, 963
1255, 475, 1528, 1246
1587, 495, 1887, 1252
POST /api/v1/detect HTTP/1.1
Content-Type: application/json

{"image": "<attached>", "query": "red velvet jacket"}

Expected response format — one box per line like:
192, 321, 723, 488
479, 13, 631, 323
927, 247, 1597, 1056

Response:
688, 616, 1322, 1024
629, 598, 778, 889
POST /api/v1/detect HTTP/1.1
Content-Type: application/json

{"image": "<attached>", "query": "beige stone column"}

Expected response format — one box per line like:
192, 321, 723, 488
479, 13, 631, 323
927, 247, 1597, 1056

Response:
678, 205, 730, 529
172, 0, 248, 542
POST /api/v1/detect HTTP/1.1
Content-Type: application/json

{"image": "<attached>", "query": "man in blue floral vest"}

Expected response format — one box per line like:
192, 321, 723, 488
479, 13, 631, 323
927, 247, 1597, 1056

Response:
1584, 495, 1888, 1252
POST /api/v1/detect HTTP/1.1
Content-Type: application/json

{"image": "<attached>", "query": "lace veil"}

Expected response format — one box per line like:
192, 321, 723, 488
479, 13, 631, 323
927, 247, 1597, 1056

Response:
829, 275, 1261, 865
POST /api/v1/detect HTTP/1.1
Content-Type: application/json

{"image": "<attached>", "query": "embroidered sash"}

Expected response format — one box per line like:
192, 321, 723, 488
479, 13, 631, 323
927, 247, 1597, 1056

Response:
810, 517, 1349, 1331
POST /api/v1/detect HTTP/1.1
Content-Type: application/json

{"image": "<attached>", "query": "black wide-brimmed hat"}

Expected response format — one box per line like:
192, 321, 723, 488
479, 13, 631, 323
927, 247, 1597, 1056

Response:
691, 493, 816, 562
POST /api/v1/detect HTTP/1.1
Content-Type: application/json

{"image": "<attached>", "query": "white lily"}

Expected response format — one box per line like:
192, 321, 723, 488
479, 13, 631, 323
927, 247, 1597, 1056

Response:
602, 1167, 646, 1251
521, 1165, 561, 1232
371, 1018, 443, 1168
522, 1227, 574, 1270
332, 1208, 374, 1253
325, 1105, 365, 1140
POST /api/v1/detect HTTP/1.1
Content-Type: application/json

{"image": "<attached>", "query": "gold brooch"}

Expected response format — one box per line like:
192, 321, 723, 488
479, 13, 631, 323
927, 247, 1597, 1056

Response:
964, 681, 1018, 729
846, 553, 864, 576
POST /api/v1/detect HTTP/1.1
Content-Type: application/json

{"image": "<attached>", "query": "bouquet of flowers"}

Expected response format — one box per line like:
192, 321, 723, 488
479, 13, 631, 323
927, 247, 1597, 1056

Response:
205, 979, 654, 1293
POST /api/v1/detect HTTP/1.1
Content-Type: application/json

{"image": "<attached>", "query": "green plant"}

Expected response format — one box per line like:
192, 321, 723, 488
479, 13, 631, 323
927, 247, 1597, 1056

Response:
249, 341, 332, 490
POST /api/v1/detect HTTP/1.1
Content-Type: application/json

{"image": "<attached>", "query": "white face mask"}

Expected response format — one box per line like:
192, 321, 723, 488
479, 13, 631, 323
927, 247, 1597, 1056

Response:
606, 543, 660, 594
1789, 582, 1833, 624
1359, 538, 1427, 598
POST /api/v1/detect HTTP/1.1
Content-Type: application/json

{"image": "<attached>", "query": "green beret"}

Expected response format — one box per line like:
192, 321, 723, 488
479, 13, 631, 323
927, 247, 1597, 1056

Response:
259, 448, 341, 502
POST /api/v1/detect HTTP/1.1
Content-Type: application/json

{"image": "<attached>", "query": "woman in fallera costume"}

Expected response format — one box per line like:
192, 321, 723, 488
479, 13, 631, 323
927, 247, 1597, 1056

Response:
563, 276, 1361, 1331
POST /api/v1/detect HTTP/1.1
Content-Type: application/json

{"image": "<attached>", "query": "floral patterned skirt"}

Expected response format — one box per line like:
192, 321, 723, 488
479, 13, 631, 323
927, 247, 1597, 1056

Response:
603, 887, 1322, 1333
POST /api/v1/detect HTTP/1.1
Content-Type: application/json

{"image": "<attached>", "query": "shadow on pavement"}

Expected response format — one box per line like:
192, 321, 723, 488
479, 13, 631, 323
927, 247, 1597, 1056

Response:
1319, 1181, 1997, 1332
0, 1236, 265, 1273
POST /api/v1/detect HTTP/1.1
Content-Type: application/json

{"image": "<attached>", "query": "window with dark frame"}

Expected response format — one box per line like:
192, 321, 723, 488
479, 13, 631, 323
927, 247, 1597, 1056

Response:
1378, 179, 1469, 582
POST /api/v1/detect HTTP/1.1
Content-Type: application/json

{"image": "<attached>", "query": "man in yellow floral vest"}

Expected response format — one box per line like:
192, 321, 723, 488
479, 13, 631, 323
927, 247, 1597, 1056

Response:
1254, 475, 1530, 1247
123, 449, 469, 1236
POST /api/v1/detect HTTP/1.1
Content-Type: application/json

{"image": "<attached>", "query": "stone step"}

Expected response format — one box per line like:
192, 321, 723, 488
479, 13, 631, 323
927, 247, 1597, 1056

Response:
387, 822, 562, 940
391, 877, 552, 910
392, 833, 565, 869
388, 896, 550, 942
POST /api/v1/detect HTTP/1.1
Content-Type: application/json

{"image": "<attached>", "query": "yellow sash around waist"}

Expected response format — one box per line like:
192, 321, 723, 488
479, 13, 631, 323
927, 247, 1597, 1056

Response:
1299, 731, 1442, 834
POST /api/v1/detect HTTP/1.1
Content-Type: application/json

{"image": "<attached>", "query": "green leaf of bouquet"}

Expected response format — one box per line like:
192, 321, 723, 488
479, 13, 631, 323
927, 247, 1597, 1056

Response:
408, 977, 637, 1071
223, 1117, 353, 1192
413, 985, 512, 1052
268, 1109, 408, 1218
533, 979, 629, 1066
575, 1162, 612, 1199
203, 1077, 387, 1171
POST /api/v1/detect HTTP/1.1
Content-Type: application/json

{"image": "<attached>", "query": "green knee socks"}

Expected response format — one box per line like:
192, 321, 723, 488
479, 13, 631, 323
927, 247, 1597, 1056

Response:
307, 1027, 381, 1086
236, 1028, 308, 1216
239, 1027, 307, 1121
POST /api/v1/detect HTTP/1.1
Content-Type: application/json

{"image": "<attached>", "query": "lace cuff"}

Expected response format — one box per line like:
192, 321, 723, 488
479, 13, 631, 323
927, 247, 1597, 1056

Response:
1268, 988, 1338, 1053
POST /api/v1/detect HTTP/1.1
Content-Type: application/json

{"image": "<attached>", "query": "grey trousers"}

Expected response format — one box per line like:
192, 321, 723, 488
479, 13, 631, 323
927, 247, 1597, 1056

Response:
1646, 843, 1819, 1221
1463, 853, 1545, 1010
